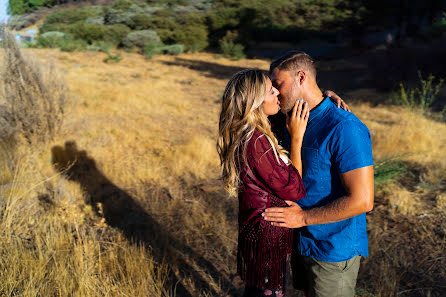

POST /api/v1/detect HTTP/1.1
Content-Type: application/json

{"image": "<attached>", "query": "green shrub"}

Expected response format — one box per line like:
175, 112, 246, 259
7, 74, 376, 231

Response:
39, 23, 74, 35
174, 13, 209, 52
41, 31, 66, 39
70, 23, 105, 44
39, 7, 104, 34
85, 16, 105, 25
112, 0, 132, 11
374, 158, 410, 187
220, 41, 245, 60
122, 30, 161, 48
162, 44, 184, 55
61, 23, 129, 45
60, 39, 88, 52
141, 13, 208, 53
219, 31, 245, 60
44, 7, 99, 25
146, 16, 178, 31
127, 3, 147, 14
35, 36, 61, 48
206, 7, 240, 31
143, 43, 163, 59
35, 31, 87, 52
39, 23, 130, 46
103, 24, 131, 45
143, 43, 184, 59
8, 0, 54, 15
104, 10, 135, 26
171, 25, 208, 52
21, 40, 36, 48
89, 41, 114, 53
153, 8, 176, 18
392, 72, 444, 113
130, 14, 152, 30
35, 31, 69, 48
429, 12, 446, 37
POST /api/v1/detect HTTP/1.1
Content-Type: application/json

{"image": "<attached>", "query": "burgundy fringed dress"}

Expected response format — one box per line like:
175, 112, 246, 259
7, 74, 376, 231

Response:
238, 130, 306, 294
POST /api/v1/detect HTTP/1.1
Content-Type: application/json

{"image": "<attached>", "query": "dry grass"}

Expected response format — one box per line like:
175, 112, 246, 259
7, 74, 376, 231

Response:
0, 29, 70, 145
379, 183, 422, 216
0, 144, 169, 296
0, 47, 444, 296
354, 103, 446, 184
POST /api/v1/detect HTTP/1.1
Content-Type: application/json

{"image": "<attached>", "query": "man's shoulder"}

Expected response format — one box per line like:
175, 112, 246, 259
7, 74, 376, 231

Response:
323, 105, 374, 173
325, 102, 359, 122
324, 105, 370, 136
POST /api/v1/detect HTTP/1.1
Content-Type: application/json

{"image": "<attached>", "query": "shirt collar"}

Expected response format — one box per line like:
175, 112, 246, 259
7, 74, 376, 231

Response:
308, 97, 330, 124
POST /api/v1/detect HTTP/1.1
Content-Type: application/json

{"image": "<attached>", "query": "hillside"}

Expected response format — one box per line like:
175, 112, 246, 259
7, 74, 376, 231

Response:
0, 44, 445, 296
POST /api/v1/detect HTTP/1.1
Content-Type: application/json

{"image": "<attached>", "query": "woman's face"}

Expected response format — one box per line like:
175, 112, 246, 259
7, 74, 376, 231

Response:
262, 78, 281, 116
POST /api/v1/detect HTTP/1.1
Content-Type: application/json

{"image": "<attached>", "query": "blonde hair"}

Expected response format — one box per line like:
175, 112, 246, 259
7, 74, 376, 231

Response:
217, 69, 288, 196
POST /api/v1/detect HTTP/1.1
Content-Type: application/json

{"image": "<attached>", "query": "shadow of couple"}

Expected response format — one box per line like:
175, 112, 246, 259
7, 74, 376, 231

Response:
51, 141, 238, 296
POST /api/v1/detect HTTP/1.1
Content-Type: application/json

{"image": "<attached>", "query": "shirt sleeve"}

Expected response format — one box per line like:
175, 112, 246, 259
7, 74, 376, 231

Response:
247, 134, 306, 202
330, 119, 374, 174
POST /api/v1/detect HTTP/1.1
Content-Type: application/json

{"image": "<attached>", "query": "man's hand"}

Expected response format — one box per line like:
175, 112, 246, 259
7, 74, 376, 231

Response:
262, 200, 307, 228
263, 167, 374, 227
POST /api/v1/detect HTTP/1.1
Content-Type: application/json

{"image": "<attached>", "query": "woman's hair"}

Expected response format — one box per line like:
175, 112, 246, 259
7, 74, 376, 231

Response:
217, 69, 288, 196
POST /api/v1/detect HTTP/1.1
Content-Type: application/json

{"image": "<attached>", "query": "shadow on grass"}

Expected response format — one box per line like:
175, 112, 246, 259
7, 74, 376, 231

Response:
161, 57, 246, 80
51, 141, 237, 297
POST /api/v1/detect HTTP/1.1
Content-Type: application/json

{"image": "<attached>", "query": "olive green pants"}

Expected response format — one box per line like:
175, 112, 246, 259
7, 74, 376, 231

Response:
292, 254, 361, 297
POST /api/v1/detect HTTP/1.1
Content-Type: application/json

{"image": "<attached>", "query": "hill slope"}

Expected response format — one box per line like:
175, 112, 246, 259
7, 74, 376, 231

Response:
1, 48, 445, 296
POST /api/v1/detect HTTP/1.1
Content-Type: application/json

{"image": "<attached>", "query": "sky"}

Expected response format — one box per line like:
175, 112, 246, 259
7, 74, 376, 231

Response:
0, 0, 9, 23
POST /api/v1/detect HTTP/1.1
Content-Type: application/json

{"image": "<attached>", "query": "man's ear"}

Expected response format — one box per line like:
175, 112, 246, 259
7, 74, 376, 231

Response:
295, 71, 306, 85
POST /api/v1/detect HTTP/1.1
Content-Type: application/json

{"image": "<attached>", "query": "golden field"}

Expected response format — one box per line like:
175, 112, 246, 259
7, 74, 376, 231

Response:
0, 48, 445, 297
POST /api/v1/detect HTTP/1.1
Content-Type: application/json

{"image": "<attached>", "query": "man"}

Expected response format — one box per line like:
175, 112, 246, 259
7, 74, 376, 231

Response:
263, 51, 374, 297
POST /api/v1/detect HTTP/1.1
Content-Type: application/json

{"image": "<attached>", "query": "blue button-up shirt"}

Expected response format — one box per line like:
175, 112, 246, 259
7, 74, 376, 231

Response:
283, 98, 374, 262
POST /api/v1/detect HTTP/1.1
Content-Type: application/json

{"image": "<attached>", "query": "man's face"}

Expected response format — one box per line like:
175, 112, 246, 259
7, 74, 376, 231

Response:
271, 68, 301, 113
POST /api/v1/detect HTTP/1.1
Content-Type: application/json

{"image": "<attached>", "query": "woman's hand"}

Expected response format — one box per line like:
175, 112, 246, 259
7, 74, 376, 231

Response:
286, 99, 309, 142
286, 99, 308, 175
324, 90, 351, 112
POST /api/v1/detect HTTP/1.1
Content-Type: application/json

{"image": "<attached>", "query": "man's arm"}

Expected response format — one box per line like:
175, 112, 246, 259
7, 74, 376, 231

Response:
262, 166, 374, 228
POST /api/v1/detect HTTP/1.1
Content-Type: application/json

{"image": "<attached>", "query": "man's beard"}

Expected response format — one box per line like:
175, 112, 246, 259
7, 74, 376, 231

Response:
279, 96, 295, 114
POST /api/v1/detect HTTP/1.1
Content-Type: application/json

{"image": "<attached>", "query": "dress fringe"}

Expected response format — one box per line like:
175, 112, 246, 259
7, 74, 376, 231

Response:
237, 215, 293, 291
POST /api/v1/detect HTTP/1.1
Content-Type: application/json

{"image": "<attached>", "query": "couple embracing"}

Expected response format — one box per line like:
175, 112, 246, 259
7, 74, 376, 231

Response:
217, 51, 374, 297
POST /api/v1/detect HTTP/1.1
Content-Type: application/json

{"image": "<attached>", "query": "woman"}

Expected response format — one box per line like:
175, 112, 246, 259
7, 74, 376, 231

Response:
217, 69, 309, 297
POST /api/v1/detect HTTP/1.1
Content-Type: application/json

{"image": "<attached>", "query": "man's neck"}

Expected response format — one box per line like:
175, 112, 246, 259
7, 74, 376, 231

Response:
303, 84, 324, 111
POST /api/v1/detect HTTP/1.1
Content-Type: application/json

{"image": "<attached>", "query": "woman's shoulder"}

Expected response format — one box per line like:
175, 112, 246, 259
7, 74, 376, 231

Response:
248, 130, 267, 147
247, 130, 272, 156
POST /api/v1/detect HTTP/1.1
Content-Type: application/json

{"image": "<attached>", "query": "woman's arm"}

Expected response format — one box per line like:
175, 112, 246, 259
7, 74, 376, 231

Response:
248, 133, 305, 202
324, 90, 351, 111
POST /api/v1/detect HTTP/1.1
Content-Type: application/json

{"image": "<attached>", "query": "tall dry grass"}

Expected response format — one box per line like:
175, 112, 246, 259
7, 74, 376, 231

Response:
0, 27, 69, 145
348, 101, 446, 297
0, 149, 170, 296
0, 32, 170, 297
0, 42, 444, 296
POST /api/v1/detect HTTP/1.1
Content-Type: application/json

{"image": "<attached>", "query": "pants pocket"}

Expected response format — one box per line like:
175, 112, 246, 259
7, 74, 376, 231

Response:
311, 257, 343, 272
311, 256, 360, 273
340, 255, 361, 272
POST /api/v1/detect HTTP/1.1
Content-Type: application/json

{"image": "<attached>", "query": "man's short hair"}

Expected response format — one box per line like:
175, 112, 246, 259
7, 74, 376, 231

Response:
270, 51, 316, 79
